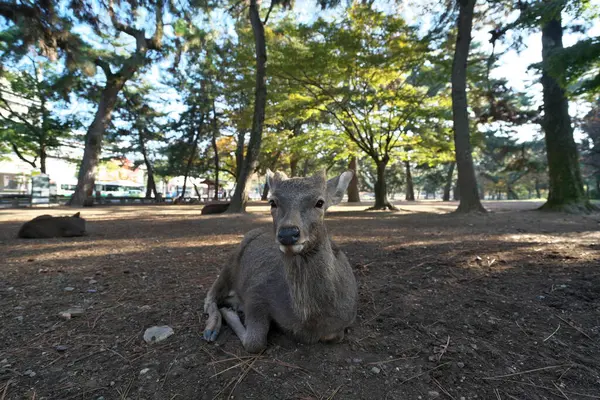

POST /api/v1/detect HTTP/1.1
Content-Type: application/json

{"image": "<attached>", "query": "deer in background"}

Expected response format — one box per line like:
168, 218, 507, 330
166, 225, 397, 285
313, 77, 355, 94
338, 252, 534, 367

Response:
18, 212, 86, 239
203, 170, 358, 353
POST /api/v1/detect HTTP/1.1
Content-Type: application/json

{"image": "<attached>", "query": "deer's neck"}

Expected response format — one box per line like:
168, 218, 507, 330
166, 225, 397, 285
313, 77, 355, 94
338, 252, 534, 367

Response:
282, 238, 339, 322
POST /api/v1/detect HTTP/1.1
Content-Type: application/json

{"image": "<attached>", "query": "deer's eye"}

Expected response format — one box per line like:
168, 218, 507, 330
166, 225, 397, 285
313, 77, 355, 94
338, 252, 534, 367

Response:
269, 199, 277, 209
315, 199, 325, 208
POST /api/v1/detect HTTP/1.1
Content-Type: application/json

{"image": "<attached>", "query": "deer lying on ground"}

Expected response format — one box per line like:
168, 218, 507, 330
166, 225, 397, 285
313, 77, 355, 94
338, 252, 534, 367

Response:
203, 170, 357, 353
18, 212, 87, 239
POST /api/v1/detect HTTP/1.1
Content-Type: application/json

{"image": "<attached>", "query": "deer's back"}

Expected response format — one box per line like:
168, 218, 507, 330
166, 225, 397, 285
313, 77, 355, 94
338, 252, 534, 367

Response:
18, 217, 86, 238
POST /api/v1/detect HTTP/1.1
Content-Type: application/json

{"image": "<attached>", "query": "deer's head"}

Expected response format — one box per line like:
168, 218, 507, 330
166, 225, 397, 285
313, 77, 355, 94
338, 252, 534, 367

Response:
266, 169, 353, 255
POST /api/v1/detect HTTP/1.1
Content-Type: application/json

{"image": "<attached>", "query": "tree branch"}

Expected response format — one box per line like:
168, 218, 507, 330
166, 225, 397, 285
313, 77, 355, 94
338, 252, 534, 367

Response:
107, 0, 145, 42
263, 0, 275, 25
148, 0, 165, 51
11, 143, 37, 168
95, 58, 113, 78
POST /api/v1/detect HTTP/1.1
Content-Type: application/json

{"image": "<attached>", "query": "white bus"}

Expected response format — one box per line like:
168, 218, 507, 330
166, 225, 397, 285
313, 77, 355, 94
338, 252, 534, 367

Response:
54, 179, 145, 198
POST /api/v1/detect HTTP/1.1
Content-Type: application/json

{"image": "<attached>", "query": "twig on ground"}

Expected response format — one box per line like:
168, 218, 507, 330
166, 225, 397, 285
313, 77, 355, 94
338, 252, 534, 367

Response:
43, 355, 64, 368
27, 322, 63, 343
515, 320, 530, 336
265, 358, 310, 373
555, 315, 594, 341
1, 379, 12, 400
117, 378, 134, 400
494, 379, 600, 399
558, 365, 573, 381
161, 356, 178, 390
366, 354, 420, 365
432, 377, 456, 400
326, 384, 343, 400
482, 364, 572, 380
362, 305, 392, 326
436, 336, 450, 362
553, 382, 570, 400
208, 355, 259, 365
400, 362, 451, 384
494, 388, 502, 400
228, 351, 264, 399
543, 324, 561, 342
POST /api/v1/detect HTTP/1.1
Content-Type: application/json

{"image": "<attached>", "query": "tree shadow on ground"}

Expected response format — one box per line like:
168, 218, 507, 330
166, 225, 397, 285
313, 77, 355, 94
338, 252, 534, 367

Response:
0, 208, 599, 399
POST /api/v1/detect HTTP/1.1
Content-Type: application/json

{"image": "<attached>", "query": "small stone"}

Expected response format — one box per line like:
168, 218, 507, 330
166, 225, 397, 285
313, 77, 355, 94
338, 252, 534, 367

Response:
96, 397, 105, 400
428, 391, 440, 398
55, 345, 68, 352
471, 343, 478, 350
110, 381, 115, 386
143, 326, 174, 344
140, 368, 150, 375
457, 362, 465, 368
352, 358, 362, 364
370, 366, 381, 374
89, 279, 97, 284
14, 306, 24, 310
59, 307, 84, 319
15, 316, 23, 322
64, 287, 75, 292
24, 369, 36, 377
139, 305, 151, 311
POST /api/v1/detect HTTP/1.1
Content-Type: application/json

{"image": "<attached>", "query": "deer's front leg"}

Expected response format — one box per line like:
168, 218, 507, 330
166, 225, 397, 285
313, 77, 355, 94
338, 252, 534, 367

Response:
220, 307, 269, 353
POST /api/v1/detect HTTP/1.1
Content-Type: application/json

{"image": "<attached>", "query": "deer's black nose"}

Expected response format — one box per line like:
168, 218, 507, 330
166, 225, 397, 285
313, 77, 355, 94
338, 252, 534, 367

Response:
278, 226, 300, 245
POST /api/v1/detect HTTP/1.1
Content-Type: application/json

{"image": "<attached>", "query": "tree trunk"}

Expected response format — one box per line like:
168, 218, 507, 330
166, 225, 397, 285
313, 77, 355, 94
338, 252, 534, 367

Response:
69, 79, 124, 207
261, 182, 269, 201
227, 0, 267, 213
538, 15, 590, 212
235, 130, 245, 179
453, 182, 460, 201
347, 156, 361, 202
261, 151, 281, 201
40, 145, 47, 174
211, 101, 220, 201
290, 157, 299, 177
302, 159, 310, 177
405, 161, 415, 201
180, 114, 205, 201
370, 158, 395, 210
139, 128, 158, 199
443, 162, 455, 201
451, 0, 485, 213
535, 177, 541, 198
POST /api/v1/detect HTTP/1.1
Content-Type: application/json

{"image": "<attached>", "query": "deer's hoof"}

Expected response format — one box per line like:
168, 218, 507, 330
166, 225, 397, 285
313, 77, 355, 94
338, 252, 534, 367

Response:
203, 329, 219, 342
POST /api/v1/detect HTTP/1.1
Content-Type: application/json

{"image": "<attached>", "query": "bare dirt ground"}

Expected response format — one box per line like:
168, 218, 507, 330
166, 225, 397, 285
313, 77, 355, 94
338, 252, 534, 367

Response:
1, 201, 599, 400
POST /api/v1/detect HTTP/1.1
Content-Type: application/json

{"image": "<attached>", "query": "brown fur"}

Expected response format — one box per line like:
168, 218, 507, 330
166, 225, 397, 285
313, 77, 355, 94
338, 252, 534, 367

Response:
203, 170, 357, 352
201, 202, 230, 215
18, 212, 86, 239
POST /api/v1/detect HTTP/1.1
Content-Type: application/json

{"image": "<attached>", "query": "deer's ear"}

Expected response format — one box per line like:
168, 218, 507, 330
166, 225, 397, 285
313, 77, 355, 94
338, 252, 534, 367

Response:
266, 170, 288, 192
73, 212, 81, 218
326, 170, 354, 208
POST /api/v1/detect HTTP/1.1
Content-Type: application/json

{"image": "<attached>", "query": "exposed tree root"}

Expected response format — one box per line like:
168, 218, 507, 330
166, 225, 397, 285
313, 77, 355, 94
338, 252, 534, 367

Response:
453, 202, 487, 214
538, 201, 599, 214
365, 202, 399, 211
